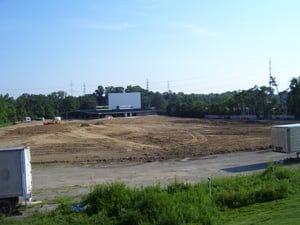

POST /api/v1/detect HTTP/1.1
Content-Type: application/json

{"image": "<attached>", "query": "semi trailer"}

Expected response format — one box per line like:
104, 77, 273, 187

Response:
272, 124, 300, 158
0, 146, 32, 215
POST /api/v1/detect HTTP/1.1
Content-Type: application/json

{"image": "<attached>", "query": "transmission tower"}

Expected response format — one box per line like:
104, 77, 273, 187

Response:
146, 79, 149, 91
70, 80, 73, 96
83, 83, 86, 95
269, 58, 279, 94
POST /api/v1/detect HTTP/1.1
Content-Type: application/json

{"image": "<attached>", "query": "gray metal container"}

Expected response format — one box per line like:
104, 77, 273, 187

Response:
0, 146, 32, 202
272, 124, 300, 153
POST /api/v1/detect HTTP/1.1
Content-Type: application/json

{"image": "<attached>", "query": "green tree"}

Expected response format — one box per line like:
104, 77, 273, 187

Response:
16, 94, 57, 119
125, 85, 145, 93
15, 93, 30, 120
232, 86, 275, 118
48, 91, 68, 115
61, 96, 79, 112
94, 85, 106, 105
150, 92, 167, 111
0, 94, 16, 123
78, 94, 97, 110
287, 77, 300, 117
105, 86, 125, 94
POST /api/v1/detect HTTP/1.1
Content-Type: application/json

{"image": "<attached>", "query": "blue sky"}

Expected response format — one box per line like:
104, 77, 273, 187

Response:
1, 0, 300, 98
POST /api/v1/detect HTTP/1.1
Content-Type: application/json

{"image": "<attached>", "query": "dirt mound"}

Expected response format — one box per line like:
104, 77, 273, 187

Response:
94, 121, 104, 125
0, 116, 272, 163
80, 123, 91, 127
8, 123, 71, 136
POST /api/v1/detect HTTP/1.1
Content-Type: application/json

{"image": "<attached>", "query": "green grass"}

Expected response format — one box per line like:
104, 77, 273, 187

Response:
0, 122, 12, 128
1, 163, 300, 225
224, 192, 300, 225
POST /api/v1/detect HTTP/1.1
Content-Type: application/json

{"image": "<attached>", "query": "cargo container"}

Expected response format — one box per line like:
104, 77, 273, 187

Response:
0, 146, 32, 215
272, 124, 300, 157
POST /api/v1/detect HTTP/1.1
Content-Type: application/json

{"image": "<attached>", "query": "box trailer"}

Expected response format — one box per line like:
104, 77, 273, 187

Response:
0, 146, 32, 215
272, 124, 300, 156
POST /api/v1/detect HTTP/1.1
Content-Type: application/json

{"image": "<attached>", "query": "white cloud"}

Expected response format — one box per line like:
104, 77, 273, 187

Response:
181, 23, 222, 38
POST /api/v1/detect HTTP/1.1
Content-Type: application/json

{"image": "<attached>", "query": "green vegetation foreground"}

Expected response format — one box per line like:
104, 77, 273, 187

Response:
2, 163, 300, 225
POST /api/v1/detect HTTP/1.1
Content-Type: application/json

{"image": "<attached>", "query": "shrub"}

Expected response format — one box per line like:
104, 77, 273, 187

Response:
81, 181, 222, 225
213, 163, 294, 208
84, 182, 131, 217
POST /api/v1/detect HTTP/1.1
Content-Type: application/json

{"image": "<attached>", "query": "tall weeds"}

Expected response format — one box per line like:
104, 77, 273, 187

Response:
213, 163, 297, 209
82, 181, 221, 225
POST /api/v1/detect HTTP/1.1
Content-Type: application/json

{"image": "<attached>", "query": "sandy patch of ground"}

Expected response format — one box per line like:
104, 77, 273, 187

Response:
0, 116, 273, 163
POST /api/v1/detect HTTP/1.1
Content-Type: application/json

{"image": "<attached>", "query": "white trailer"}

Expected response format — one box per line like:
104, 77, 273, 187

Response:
272, 124, 300, 158
0, 146, 32, 215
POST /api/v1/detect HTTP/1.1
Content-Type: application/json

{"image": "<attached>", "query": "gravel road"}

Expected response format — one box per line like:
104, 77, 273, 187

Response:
32, 150, 292, 201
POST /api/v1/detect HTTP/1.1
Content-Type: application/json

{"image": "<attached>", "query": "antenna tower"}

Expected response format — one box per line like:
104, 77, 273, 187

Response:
269, 58, 279, 94
269, 58, 272, 91
70, 80, 73, 96
146, 79, 149, 91
83, 83, 86, 95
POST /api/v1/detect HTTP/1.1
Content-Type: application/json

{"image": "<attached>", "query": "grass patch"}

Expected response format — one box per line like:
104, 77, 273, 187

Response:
213, 163, 299, 209
0, 122, 12, 128
1, 163, 300, 225
224, 192, 300, 225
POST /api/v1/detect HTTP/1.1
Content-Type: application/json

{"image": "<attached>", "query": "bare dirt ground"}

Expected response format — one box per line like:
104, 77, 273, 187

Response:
0, 115, 273, 163
1, 115, 297, 216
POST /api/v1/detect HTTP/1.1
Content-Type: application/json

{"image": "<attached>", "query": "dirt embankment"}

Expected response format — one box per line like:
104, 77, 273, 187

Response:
0, 116, 273, 163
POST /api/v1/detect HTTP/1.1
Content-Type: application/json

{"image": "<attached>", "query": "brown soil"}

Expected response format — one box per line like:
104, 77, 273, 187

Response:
0, 116, 273, 163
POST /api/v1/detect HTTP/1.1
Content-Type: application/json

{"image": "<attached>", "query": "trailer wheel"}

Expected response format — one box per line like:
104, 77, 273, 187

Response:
0, 199, 13, 215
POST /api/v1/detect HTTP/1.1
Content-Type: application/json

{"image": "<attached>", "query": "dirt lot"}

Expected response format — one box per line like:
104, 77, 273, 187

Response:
0, 115, 274, 163
1, 115, 297, 215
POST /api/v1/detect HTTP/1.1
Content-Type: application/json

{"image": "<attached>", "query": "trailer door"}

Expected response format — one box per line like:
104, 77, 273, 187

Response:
21, 147, 32, 202
0, 151, 22, 198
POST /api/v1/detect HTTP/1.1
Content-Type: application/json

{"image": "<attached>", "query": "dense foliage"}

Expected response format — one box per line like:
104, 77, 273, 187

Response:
1, 77, 300, 124
2, 164, 300, 225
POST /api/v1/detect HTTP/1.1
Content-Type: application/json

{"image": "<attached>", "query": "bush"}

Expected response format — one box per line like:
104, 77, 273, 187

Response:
84, 182, 131, 217
81, 181, 221, 225
213, 163, 295, 208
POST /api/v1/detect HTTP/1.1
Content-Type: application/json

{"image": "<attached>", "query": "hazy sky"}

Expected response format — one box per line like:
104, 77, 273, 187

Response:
1, 0, 300, 98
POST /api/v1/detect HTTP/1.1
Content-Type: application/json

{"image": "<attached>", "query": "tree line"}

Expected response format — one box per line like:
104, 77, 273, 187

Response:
0, 77, 300, 124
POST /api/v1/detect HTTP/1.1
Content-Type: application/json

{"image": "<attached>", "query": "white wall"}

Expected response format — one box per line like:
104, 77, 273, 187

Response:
108, 92, 141, 110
